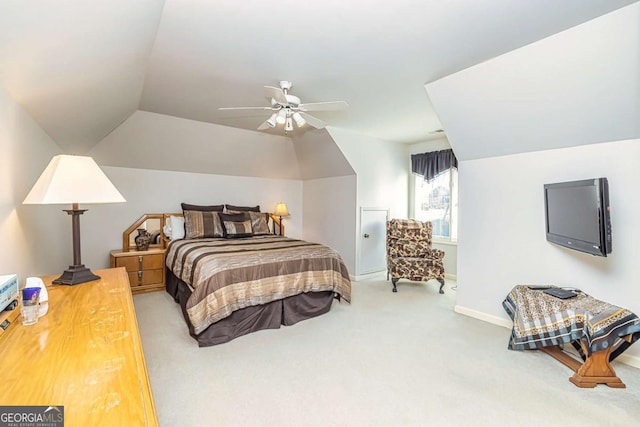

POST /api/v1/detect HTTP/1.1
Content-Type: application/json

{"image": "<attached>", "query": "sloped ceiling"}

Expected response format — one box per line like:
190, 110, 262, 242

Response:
0, 0, 636, 154
0, 1, 165, 154
88, 111, 300, 179
291, 129, 355, 180
426, 3, 640, 161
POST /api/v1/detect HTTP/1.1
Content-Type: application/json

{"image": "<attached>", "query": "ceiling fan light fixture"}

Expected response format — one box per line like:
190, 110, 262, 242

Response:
266, 113, 278, 128
292, 112, 306, 127
221, 81, 347, 134
285, 117, 294, 132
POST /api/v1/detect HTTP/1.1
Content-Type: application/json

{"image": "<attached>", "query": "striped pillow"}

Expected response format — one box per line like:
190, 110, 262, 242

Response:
183, 210, 224, 238
223, 219, 253, 238
219, 213, 253, 238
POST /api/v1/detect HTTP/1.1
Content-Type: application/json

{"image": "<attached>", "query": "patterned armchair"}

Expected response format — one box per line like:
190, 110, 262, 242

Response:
386, 219, 445, 294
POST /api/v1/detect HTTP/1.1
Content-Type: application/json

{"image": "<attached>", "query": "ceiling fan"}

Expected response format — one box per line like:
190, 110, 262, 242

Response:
218, 81, 348, 133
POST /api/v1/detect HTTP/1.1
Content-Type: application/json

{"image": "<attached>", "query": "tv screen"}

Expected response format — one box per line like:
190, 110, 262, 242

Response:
544, 178, 611, 257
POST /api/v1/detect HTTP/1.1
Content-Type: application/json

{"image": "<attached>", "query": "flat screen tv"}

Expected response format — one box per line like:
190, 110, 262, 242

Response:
544, 178, 611, 257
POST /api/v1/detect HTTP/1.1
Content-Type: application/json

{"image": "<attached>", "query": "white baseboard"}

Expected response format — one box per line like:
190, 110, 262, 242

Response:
454, 304, 640, 369
350, 271, 386, 282
454, 305, 513, 329
616, 353, 640, 369
352, 271, 456, 282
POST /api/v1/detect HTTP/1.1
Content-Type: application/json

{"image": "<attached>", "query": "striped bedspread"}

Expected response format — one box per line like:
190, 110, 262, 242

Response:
503, 285, 640, 360
166, 235, 351, 334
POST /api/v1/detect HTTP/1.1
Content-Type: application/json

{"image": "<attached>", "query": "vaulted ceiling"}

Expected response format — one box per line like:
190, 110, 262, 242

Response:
0, 0, 636, 154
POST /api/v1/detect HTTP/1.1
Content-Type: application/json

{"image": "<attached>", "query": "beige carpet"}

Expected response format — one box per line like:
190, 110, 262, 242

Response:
134, 278, 640, 426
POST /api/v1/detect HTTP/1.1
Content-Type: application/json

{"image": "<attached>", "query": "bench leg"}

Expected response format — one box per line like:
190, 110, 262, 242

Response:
540, 344, 626, 388
437, 278, 445, 294
392, 278, 398, 293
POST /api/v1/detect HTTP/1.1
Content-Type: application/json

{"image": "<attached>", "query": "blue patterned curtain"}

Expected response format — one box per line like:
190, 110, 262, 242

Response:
411, 149, 458, 182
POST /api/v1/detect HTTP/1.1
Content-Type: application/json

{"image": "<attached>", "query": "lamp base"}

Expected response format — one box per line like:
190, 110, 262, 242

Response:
52, 265, 100, 285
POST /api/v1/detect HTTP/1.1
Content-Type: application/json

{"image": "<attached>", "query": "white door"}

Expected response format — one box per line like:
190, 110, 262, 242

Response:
359, 208, 389, 274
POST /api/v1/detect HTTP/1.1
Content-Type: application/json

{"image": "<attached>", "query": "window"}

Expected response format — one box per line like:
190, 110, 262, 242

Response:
413, 169, 458, 240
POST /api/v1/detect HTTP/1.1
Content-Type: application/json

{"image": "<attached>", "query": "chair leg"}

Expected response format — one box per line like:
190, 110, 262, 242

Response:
392, 278, 398, 293
437, 278, 445, 294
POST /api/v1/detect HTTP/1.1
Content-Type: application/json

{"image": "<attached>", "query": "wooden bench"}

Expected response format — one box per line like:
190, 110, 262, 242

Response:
503, 285, 640, 388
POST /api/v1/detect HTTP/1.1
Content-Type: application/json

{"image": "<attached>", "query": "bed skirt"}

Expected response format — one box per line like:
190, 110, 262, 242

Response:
166, 269, 335, 347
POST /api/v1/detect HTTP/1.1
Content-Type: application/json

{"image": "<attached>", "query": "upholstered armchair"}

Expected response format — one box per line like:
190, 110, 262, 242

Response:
386, 219, 445, 294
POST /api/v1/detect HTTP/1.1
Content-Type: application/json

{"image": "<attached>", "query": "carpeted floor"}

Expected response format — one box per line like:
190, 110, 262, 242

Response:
134, 277, 640, 426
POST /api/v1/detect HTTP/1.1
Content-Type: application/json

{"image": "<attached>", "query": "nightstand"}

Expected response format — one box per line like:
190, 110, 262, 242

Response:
110, 248, 166, 294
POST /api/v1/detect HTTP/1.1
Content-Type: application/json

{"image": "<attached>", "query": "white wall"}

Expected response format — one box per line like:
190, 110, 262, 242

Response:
293, 129, 357, 274
0, 87, 68, 281
328, 127, 408, 276
433, 242, 457, 279
456, 139, 640, 360
81, 166, 302, 270
302, 175, 357, 273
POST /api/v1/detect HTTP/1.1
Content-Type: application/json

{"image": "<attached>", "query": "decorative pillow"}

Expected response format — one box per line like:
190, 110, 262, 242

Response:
247, 212, 271, 235
224, 204, 260, 213
219, 213, 253, 238
163, 215, 185, 240
181, 203, 224, 212
183, 210, 224, 238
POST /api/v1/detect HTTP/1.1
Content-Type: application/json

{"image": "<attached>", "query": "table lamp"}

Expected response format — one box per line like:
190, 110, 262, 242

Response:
273, 202, 289, 236
23, 155, 126, 285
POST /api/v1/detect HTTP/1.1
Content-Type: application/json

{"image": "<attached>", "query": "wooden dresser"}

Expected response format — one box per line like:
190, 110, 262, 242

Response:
0, 268, 159, 426
110, 248, 166, 294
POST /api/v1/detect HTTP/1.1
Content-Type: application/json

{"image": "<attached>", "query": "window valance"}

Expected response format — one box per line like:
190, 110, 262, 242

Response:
411, 149, 458, 182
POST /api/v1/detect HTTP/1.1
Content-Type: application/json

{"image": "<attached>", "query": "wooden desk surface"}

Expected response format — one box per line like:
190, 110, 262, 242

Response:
0, 268, 158, 426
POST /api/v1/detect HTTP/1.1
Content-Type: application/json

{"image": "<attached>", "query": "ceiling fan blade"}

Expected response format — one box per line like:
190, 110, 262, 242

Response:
257, 120, 271, 130
264, 86, 288, 105
299, 112, 326, 129
218, 106, 273, 111
298, 101, 348, 112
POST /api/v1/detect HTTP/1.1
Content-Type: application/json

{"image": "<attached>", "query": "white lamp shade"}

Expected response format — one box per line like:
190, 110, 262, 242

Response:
273, 202, 289, 216
266, 113, 278, 128
23, 155, 125, 205
292, 112, 306, 127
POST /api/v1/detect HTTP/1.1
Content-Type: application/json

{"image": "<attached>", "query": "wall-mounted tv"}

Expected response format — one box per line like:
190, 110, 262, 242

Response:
544, 178, 611, 257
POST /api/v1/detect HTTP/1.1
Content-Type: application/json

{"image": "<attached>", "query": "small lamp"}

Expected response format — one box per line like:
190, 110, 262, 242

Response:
23, 155, 126, 285
273, 202, 289, 236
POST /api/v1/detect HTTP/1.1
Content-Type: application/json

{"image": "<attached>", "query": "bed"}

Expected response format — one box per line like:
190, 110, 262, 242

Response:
165, 230, 351, 346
